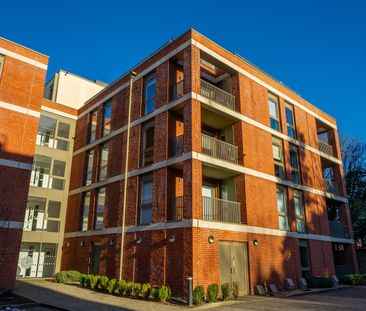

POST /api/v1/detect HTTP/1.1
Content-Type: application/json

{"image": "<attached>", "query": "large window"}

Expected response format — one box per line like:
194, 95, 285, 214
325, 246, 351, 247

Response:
272, 137, 285, 179
268, 93, 280, 131
290, 145, 301, 184
0, 54, 4, 80
94, 187, 105, 230
102, 102, 112, 137
98, 143, 109, 181
36, 116, 70, 151
144, 74, 156, 115
23, 197, 46, 231
139, 174, 153, 224
141, 123, 154, 167
30, 155, 51, 188
89, 110, 98, 143
294, 190, 305, 233
276, 186, 288, 231
85, 149, 94, 185
285, 104, 296, 138
81, 192, 90, 231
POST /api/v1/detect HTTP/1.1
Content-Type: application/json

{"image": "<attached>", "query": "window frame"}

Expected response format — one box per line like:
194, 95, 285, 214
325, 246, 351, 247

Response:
143, 74, 156, 115
290, 144, 301, 184
89, 109, 98, 143
101, 101, 112, 137
294, 190, 306, 233
139, 174, 153, 225
80, 192, 91, 231
85, 149, 95, 185
0, 54, 4, 80
141, 122, 154, 167
268, 93, 281, 131
276, 185, 289, 231
272, 137, 285, 179
285, 103, 296, 138
94, 187, 105, 230
98, 143, 109, 181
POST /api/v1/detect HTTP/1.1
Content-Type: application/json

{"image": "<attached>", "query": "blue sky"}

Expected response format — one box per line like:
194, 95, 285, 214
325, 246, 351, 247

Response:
1, 0, 365, 139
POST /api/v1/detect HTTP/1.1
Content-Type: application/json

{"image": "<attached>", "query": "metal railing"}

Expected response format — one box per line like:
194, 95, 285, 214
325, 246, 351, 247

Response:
200, 79, 236, 110
169, 196, 183, 221
328, 220, 349, 238
318, 140, 334, 157
171, 135, 184, 157
173, 80, 184, 99
201, 134, 238, 163
202, 196, 241, 224
323, 179, 339, 195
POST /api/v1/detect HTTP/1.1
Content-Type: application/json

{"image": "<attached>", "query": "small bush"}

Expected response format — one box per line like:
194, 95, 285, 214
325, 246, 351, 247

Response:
158, 285, 171, 302
54, 270, 81, 283
132, 283, 141, 297
342, 274, 366, 285
117, 280, 127, 295
221, 283, 230, 301
150, 286, 160, 300
207, 284, 219, 302
54, 271, 67, 283
141, 283, 151, 299
80, 274, 87, 288
107, 279, 117, 294
193, 285, 205, 305
90, 275, 100, 289
125, 282, 134, 296
306, 276, 333, 288
99, 276, 109, 292
232, 282, 239, 300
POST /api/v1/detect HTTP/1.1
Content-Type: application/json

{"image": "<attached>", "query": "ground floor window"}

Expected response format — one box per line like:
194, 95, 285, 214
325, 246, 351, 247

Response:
299, 239, 311, 278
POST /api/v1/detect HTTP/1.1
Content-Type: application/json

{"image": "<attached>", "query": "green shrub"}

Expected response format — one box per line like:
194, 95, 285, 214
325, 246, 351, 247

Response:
150, 286, 160, 300
132, 283, 141, 297
141, 283, 151, 299
342, 274, 366, 285
232, 282, 239, 300
54, 271, 67, 283
54, 270, 81, 283
107, 279, 117, 294
85, 275, 92, 288
158, 285, 171, 302
125, 282, 134, 296
99, 276, 109, 292
207, 284, 219, 302
90, 275, 100, 289
306, 276, 333, 288
117, 280, 127, 295
80, 274, 87, 288
221, 282, 230, 301
193, 285, 205, 305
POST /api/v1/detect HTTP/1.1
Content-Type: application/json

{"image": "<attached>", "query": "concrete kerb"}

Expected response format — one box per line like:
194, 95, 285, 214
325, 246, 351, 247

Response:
278, 285, 351, 298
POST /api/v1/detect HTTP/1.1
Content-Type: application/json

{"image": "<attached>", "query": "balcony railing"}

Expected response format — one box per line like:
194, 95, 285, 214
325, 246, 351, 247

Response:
318, 139, 334, 157
202, 196, 241, 224
173, 80, 184, 99
323, 179, 339, 195
200, 79, 236, 111
169, 196, 183, 221
328, 220, 349, 238
201, 134, 238, 164
171, 135, 184, 157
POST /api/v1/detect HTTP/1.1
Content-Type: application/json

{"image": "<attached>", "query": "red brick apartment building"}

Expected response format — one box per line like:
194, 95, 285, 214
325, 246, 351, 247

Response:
61, 29, 357, 295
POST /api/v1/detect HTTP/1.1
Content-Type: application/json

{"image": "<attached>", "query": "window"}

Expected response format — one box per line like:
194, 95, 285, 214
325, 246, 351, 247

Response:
94, 187, 105, 230
142, 123, 154, 167
98, 143, 109, 181
102, 102, 112, 136
272, 137, 285, 179
276, 186, 288, 231
37, 116, 57, 148
47, 201, 61, 218
23, 197, 46, 231
290, 145, 301, 184
30, 155, 52, 188
57, 122, 70, 139
0, 54, 4, 80
50, 178, 64, 190
139, 174, 153, 224
268, 93, 280, 131
144, 74, 156, 115
299, 240, 311, 278
89, 110, 98, 143
81, 192, 90, 231
85, 149, 94, 185
52, 160, 66, 177
285, 104, 296, 138
294, 190, 305, 233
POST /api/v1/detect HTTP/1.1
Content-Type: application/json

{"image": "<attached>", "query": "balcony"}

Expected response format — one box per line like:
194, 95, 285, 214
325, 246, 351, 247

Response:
323, 179, 339, 195
169, 196, 183, 221
318, 139, 334, 157
201, 134, 238, 164
200, 79, 236, 111
329, 220, 349, 238
202, 196, 241, 224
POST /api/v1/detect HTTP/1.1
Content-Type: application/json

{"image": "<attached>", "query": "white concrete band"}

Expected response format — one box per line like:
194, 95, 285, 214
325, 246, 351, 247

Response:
0, 47, 47, 70
64, 219, 354, 245
41, 105, 77, 120
0, 158, 32, 170
0, 100, 40, 118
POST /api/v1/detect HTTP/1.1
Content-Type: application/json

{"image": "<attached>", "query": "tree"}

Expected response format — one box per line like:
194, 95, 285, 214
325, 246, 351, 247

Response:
340, 136, 366, 246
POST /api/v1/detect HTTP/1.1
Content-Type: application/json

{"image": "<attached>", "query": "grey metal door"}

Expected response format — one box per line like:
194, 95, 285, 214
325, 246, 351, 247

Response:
219, 241, 249, 296
90, 242, 102, 275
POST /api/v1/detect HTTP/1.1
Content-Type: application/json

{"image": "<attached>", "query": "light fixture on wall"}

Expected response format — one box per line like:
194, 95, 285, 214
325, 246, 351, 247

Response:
110, 238, 115, 246
136, 237, 143, 245
66, 242, 70, 247
80, 241, 85, 247
168, 235, 176, 243
253, 240, 259, 247
208, 236, 215, 244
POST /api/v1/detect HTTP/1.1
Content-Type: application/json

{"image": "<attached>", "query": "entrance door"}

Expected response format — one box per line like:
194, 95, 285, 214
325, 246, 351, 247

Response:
219, 241, 249, 295
90, 242, 102, 275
